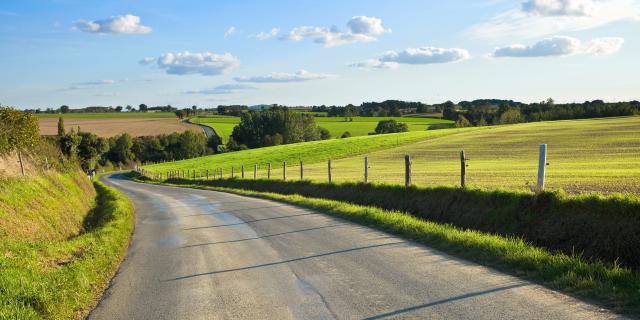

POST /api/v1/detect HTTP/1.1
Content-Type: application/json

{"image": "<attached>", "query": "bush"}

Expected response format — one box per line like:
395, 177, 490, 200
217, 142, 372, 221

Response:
0, 107, 40, 156
374, 120, 409, 134
231, 107, 322, 148
318, 127, 331, 140
340, 131, 352, 138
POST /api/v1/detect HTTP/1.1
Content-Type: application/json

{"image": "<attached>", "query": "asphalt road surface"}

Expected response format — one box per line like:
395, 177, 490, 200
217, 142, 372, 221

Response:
89, 173, 622, 320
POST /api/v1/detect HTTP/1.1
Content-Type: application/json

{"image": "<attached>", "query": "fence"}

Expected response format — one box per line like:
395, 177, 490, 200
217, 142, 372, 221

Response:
137, 144, 552, 192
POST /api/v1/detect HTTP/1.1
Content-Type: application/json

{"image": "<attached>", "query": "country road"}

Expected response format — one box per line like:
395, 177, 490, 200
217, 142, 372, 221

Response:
90, 173, 621, 320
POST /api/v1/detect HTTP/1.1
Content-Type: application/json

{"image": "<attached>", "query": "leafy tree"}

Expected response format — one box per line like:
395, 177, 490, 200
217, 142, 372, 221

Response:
207, 134, 223, 153
57, 117, 65, 138
115, 106, 123, 112
231, 107, 321, 148
139, 104, 148, 112
77, 132, 109, 170
59, 105, 70, 114
498, 108, 524, 124
0, 107, 40, 155
455, 115, 472, 128
126, 105, 132, 112
109, 133, 134, 164
374, 120, 409, 134
442, 101, 457, 120
59, 128, 81, 157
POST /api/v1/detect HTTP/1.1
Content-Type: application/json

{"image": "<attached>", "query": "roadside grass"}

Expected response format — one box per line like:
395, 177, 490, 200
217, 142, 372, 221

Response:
0, 178, 134, 319
133, 175, 640, 316
36, 112, 177, 119
190, 116, 454, 141
143, 127, 481, 175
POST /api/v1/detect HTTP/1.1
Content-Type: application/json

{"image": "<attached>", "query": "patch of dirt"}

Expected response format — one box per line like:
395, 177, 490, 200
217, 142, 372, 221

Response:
38, 118, 202, 137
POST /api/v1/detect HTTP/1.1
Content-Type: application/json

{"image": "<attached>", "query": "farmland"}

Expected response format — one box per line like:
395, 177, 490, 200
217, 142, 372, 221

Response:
36, 112, 177, 119
190, 116, 453, 141
143, 116, 640, 194
39, 116, 202, 137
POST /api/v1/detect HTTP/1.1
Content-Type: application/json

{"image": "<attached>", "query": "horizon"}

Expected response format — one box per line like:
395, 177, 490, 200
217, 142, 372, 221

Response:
1, 0, 639, 109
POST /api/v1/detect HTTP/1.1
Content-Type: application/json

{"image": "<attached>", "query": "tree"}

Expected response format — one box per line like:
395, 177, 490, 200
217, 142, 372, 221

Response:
318, 127, 331, 140
374, 120, 409, 134
442, 101, 457, 120
207, 134, 223, 153
498, 108, 524, 124
59, 105, 70, 114
110, 133, 134, 164
57, 117, 66, 138
77, 132, 109, 170
139, 104, 148, 112
115, 106, 123, 112
59, 128, 81, 157
455, 115, 472, 128
0, 107, 40, 156
126, 105, 132, 112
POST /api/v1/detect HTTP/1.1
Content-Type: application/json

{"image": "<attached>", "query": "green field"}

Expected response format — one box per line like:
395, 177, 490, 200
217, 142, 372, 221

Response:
190, 116, 454, 141
144, 116, 640, 194
37, 112, 177, 119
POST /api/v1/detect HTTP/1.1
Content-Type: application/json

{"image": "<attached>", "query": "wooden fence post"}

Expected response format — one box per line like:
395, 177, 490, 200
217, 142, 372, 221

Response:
17, 150, 25, 176
254, 164, 257, 179
364, 156, 368, 184
231, 167, 234, 178
460, 150, 466, 188
220, 167, 223, 178
283, 161, 286, 180
404, 155, 412, 187
241, 165, 245, 179
537, 144, 548, 192
300, 160, 303, 180
328, 159, 332, 183
206, 169, 209, 180
267, 162, 271, 179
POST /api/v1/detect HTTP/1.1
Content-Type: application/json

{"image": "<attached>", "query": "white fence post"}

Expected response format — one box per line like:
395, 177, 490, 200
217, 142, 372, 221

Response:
537, 144, 548, 192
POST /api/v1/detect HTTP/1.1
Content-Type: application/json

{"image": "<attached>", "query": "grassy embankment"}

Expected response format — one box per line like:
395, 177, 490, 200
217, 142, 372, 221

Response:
135, 174, 640, 315
36, 112, 177, 119
190, 116, 454, 142
142, 127, 483, 176
0, 171, 134, 319
167, 116, 640, 194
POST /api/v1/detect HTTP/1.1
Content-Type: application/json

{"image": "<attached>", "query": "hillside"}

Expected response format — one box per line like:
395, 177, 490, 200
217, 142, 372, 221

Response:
142, 127, 482, 176
191, 116, 453, 142
143, 116, 640, 194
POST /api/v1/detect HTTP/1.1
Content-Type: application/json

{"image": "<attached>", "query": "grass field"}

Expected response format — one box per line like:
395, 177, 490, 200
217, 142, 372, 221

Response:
143, 128, 482, 176
144, 116, 640, 194
190, 116, 454, 141
37, 112, 177, 119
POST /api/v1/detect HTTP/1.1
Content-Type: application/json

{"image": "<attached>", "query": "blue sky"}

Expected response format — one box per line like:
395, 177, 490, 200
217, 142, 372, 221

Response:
1, 0, 639, 109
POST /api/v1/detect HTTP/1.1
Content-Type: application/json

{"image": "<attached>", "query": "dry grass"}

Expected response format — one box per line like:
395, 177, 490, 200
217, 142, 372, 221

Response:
39, 118, 202, 137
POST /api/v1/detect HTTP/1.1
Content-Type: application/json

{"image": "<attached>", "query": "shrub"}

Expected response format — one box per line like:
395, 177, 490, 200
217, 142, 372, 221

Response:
374, 120, 409, 134
0, 107, 40, 156
340, 131, 352, 138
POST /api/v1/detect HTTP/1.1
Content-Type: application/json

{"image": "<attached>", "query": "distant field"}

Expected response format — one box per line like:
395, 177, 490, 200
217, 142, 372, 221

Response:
37, 112, 177, 119
191, 116, 453, 141
39, 118, 201, 137
144, 116, 640, 194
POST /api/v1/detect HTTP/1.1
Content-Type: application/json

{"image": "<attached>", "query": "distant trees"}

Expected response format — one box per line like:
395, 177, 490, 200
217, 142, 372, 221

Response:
229, 107, 328, 150
139, 104, 148, 112
374, 120, 409, 134
59, 105, 70, 114
455, 115, 472, 128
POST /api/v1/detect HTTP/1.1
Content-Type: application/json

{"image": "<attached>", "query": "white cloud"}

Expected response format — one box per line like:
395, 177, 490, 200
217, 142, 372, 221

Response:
352, 46, 470, 69
184, 84, 256, 95
585, 37, 625, 55
139, 57, 155, 65
467, 0, 639, 39
148, 51, 240, 76
74, 14, 152, 34
281, 16, 389, 47
224, 26, 236, 38
253, 28, 280, 40
234, 70, 332, 83
492, 35, 624, 57
522, 0, 595, 16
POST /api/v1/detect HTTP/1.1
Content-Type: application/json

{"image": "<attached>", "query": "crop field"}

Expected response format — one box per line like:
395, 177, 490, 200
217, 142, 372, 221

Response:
39, 117, 202, 137
144, 116, 640, 194
36, 112, 177, 119
191, 116, 453, 141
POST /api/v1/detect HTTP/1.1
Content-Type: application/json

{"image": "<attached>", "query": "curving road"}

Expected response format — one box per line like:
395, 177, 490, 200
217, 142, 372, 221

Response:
89, 173, 621, 320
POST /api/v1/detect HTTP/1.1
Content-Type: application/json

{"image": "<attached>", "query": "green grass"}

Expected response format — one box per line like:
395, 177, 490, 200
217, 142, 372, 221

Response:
143, 127, 482, 176
37, 112, 177, 119
190, 116, 454, 141
0, 176, 134, 319
133, 175, 640, 316
145, 116, 640, 194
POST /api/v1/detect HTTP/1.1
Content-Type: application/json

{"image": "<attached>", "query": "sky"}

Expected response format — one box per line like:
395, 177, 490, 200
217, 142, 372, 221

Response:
1, 0, 639, 109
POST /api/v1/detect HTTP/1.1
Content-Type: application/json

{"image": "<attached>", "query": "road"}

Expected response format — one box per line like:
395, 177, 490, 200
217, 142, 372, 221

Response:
90, 173, 621, 320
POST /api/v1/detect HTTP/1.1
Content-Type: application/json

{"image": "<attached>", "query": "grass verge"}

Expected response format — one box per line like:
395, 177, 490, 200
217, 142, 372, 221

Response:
133, 173, 640, 316
0, 179, 134, 319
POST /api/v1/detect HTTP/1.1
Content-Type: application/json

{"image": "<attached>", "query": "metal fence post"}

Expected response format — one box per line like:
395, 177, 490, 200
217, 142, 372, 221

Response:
254, 164, 257, 179
283, 161, 286, 180
300, 160, 303, 180
267, 162, 271, 179
364, 156, 368, 184
537, 144, 548, 192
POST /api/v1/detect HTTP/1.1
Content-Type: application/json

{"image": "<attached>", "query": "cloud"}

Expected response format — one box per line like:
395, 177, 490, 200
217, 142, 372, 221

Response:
522, 0, 595, 16
253, 28, 280, 40
467, 0, 639, 39
492, 35, 624, 57
139, 57, 155, 65
234, 70, 332, 83
224, 26, 236, 38
184, 84, 257, 95
74, 14, 152, 34
352, 46, 470, 69
64, 79, 125, 90
280, 16, 389, 47
145, 51, 240, 76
